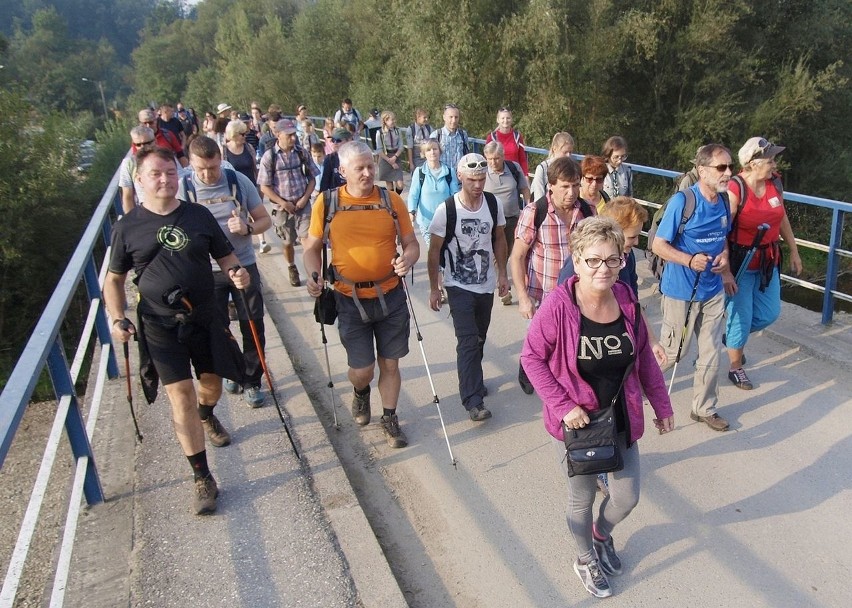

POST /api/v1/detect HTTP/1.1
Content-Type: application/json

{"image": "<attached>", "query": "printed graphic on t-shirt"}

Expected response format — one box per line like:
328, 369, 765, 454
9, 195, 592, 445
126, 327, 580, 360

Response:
451, 218, 492, 285
577, 331, 634, 361
157, 225, 190, 252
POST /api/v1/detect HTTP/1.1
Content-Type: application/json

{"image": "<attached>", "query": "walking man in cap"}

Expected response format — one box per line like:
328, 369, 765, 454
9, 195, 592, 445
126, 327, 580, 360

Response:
258, 118, 318, 286
427, 153, 509, 422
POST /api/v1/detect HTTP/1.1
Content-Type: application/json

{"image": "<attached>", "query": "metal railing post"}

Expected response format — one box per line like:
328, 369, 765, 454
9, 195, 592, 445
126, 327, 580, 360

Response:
822, 209, 846, 325
83, 257, 118, 378
46, 337, 104, 505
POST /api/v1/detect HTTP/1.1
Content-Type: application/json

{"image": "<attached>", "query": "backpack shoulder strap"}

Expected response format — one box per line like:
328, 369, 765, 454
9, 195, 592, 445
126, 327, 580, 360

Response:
321, 188, 339, 243
223, 168, 243, 208
578, 197, 594, 218
483, 191, 499, 244
601, 190, 610, 203
439, 195, 458, 270
677, 189, 697, 236
534, 196, 548, 231
181, 174, 196, 204
461, 129, 469, 154
506, 160, 521, 184
513, 129, 521, 147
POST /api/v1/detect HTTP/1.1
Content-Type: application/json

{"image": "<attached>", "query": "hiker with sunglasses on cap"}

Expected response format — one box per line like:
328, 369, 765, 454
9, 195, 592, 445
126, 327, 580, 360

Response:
650, 143, 732, 432
721, 137, 802, 391
427, 153, 509, 422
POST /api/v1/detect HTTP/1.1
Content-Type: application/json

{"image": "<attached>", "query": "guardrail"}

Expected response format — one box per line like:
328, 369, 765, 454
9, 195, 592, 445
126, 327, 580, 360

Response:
470, 139, 851, 325
0, 167, 124, 607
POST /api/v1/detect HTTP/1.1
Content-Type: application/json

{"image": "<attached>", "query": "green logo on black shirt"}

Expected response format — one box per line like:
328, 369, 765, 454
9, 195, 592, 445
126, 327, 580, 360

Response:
157, 225, 189, 252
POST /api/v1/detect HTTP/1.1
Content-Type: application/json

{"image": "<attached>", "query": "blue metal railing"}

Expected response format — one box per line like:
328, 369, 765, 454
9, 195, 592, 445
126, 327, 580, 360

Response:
0, 166, 124, 606
471, 139, 851, 324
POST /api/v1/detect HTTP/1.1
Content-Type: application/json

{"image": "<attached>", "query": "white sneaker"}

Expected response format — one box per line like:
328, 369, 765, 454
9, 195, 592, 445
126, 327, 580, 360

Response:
259, 241, 271, 254
573, 559, 612, 598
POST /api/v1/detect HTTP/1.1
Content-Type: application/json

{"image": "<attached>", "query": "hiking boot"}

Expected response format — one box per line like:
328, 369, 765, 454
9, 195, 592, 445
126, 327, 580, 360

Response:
288, 265, 301, 287
201, 414, 232, 447
593, 534, 623, 576
728, 367, 753, 390
380, 413, 408, 448
573, 559, 612, 599
244, 384, 265, 408
468, 404, 492, 422
352, 389, 371, 426
259, 240, 271, 254
223, 379, 242, 394
194, 475, 219, 516
501, 292, 513, 306
518, 363, 534, 395
690, 412, 730, 432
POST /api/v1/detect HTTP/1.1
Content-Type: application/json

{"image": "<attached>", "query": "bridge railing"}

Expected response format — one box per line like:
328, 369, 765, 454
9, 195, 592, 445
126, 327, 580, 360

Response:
471, 139, 852, 325
0, 166, 124, 607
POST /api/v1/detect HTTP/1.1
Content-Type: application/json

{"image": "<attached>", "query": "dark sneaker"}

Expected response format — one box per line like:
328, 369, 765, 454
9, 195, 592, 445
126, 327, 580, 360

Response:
593, 534, 623, 576
223, 379, 242, 394
468, 404, 492, 422
351, 389, 371, 426
201, 414, 232, 447
194, 475, 218, 515
518, 363, 534, 395
573, 559, 612, 598
380, 414, 408, 448
728, 367, 753, 390
288, 265, 301, 287
244, 385, 265, 408
690, 412, 730, 431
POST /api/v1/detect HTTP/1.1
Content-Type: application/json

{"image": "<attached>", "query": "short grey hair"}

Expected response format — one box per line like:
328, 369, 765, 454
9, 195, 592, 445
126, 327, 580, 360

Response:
130, 125, 154, 141
695, 144, 731, 168
338, 141, 373, 167
483, 141, 504, 157
570, 216, 625, 262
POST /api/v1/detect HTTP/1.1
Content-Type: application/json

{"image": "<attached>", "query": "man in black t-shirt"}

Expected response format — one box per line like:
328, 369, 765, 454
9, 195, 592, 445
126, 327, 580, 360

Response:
104, 148, 251, 516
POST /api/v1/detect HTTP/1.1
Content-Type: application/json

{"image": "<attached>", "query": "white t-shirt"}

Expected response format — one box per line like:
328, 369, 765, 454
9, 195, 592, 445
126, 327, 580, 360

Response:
429, 193, 506, 294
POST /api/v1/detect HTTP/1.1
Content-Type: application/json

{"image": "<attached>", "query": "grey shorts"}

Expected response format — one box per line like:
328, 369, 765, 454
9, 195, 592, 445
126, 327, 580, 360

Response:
272, 208, 311, 246
334, 285, 410, 369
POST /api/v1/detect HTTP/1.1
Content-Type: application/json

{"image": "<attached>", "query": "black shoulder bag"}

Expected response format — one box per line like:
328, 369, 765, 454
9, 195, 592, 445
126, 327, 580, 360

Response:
562, 303, 640, 477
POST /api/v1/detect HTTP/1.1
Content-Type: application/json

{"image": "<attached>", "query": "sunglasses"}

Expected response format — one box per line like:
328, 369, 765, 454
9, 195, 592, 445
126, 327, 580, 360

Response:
749, 138, 775, 162
464, 160, 488, 169
584, 256, 625, 269
443, 103, 459, 111
134, 139, 155, 147
705, 163, 735, 173
331, 138, 345, 144
583, 176, 605, 184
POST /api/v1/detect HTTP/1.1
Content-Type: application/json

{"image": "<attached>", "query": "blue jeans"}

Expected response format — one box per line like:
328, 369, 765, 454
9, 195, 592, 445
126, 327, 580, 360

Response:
445, 286, 494, 411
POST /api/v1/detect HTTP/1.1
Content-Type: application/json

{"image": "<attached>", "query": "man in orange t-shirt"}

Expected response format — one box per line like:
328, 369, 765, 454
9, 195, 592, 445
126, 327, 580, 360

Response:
304, 141, 419, 448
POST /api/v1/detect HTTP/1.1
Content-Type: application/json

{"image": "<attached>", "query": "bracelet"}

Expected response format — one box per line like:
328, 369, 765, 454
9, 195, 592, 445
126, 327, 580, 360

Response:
688, 253, 698, 268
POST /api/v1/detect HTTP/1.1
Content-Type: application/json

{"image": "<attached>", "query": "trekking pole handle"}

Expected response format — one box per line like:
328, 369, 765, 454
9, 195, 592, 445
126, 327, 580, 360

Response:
750, 223, 770, 249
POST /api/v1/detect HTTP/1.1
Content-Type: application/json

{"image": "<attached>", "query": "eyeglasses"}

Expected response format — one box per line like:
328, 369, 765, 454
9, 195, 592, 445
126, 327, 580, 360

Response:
704, 163, 735, 173
584, 256, 625, 269
464, 160, 488, 169
749, 138, 775, 162
611, 154, 628, 161
134, 140, 155, 147
583, 175, 605, 184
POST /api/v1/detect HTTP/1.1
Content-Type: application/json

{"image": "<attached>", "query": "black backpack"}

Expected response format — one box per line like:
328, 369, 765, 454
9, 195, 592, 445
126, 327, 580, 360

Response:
418, 165, 452, 189
532, 196, 593, 231
439, 192, 499, 272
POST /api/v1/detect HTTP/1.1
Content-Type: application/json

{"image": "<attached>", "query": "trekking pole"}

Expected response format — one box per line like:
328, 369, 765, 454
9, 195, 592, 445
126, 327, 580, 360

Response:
118, 320, 143, 442
667, 260, 704, 395
395, 254, 456, 467
734, 223, 770, 285
312, 272, 339, 428
237, 290, 301, 460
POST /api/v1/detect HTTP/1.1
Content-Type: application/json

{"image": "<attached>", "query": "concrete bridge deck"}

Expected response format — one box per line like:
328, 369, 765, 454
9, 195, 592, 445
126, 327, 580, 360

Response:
62, 225, 852, 607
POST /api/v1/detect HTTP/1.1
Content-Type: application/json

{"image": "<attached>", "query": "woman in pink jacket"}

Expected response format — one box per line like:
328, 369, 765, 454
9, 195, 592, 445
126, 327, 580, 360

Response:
521, 216, 674, 599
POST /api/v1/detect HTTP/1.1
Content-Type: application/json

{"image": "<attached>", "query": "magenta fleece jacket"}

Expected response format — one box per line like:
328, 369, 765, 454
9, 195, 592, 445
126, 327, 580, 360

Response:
521, 275, 674, 443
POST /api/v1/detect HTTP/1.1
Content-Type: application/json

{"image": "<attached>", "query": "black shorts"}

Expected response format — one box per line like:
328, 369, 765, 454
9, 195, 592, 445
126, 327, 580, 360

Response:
142, 315, 216, 385
335, 285, 410, 369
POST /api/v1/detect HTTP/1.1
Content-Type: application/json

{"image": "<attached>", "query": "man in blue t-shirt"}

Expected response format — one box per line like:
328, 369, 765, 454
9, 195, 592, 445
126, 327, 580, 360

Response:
651, 143, 733, 431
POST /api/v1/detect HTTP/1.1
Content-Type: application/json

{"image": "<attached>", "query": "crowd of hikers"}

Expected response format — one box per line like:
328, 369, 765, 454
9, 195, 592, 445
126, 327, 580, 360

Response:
112, 96, 801, 599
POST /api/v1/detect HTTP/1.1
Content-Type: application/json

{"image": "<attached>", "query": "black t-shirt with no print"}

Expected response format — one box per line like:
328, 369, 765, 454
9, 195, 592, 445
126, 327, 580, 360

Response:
109, 202, 234, 317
